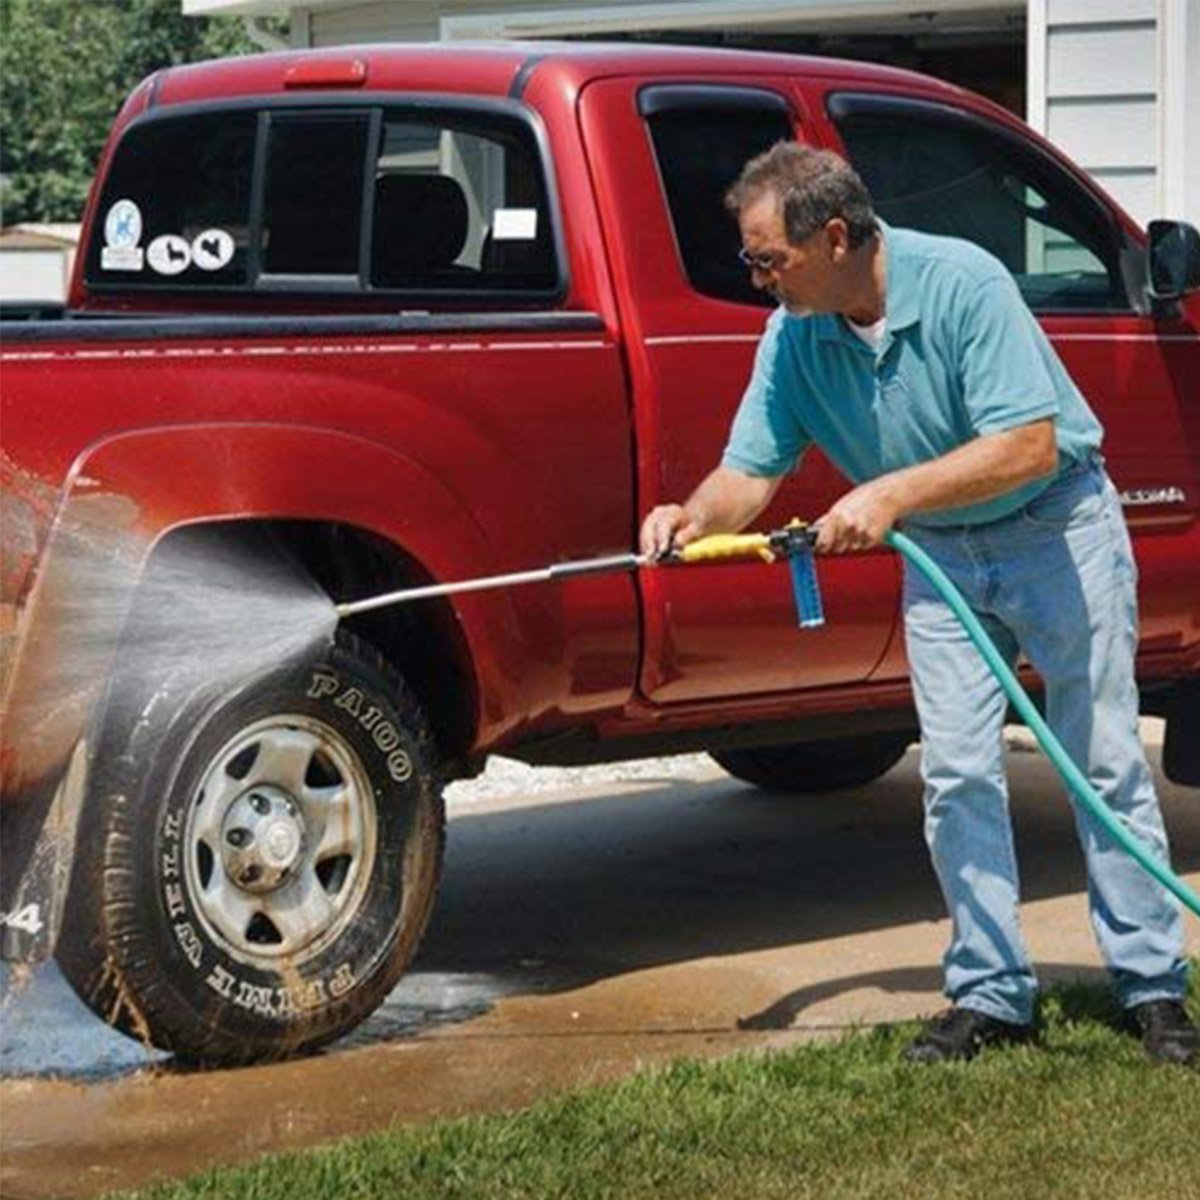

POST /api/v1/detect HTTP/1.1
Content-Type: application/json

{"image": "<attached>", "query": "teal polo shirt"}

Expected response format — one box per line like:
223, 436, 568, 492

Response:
722, 224, 1104, 527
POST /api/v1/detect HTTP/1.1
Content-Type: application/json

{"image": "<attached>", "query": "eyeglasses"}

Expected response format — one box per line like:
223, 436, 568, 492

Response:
737, 246, 786, 273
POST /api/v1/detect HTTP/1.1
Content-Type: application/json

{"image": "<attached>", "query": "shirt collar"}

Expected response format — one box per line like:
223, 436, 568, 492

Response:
879, 220, 921, 333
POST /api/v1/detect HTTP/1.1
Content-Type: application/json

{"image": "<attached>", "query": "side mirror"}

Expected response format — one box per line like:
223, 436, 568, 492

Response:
1147, 220, 1200, 300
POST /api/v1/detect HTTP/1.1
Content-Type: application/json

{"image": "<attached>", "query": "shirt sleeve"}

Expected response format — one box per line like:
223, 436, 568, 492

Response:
956, 273, 1061, 436
721, 311, 811, 477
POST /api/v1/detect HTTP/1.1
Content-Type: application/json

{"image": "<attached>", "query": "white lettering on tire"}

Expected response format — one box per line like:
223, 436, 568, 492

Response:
307, 673, 339, 701
310, 674, 414, 778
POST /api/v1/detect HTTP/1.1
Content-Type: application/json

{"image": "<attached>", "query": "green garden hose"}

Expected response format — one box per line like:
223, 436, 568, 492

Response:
886, 527, 1200, 919
336, 523, 1199, 919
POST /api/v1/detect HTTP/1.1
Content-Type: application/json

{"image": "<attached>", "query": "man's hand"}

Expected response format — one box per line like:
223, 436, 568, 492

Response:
814, 419, 1058, 553
640, 467, 783, 562
640, 504, 702, 559
815, 479, 901, 553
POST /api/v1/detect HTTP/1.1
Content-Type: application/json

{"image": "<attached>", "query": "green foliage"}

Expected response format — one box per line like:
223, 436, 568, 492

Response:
0, 0, 282, 223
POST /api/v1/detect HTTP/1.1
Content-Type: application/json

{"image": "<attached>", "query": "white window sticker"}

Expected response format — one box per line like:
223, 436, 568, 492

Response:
101, 246, 145, 272
147, 234, 191, 275
492, 208, 538, 241
191, 228, 235, 271
104, 198, 143, 249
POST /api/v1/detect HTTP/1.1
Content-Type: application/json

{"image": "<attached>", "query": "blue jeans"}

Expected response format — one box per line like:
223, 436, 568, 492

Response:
902, 459, 1187, 1024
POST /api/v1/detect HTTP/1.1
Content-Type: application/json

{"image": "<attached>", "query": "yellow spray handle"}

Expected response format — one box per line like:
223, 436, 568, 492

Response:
673, 533, 776, 563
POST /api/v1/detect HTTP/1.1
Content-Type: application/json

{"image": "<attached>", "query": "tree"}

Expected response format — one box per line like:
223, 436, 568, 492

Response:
0, 0, 279, 224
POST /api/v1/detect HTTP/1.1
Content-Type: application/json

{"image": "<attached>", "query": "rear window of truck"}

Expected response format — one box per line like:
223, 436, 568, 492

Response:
84, 100, 561, 300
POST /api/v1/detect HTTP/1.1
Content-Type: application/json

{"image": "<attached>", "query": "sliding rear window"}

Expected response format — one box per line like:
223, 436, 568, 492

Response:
84, 99, 562, 301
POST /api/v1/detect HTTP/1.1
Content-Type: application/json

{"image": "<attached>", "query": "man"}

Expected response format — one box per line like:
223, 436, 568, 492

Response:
640, 143, 1197, 1065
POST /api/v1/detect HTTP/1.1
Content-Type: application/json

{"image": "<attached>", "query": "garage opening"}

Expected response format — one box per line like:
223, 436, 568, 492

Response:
568, 8, 1026, 118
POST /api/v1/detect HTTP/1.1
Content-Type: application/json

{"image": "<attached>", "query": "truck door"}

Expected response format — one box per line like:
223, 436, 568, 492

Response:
821, 90, 1200, 681
578, 78, 900, 704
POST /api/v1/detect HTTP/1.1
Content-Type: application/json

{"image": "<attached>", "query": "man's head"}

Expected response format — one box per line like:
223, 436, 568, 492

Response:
725, 143, 879, 316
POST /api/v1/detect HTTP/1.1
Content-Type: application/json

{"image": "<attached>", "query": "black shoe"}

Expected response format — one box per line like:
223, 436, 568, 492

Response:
1126, 1000, 1199, 1066
904, 1006, 1034, 1064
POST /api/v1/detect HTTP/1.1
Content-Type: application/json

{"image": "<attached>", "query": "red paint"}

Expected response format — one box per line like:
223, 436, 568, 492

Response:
2, 44, 1197, 797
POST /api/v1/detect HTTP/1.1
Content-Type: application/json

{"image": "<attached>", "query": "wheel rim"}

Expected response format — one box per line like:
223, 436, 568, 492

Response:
183, 714, 378, 966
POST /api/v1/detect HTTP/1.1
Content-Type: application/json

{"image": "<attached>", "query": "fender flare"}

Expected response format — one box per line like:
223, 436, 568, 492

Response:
2, 422, 525, 799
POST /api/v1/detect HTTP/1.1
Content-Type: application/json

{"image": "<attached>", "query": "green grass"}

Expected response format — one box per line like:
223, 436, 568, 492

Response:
117, 976, 1199, 1200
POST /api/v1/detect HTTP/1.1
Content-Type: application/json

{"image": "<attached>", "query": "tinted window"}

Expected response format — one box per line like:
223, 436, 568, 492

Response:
86, 112, 256, 287
833, 105, 1128, 312
646, 102, 794, 307
370, 116, 555, 291
85, 105, 559, 299
262, 113, 369, 276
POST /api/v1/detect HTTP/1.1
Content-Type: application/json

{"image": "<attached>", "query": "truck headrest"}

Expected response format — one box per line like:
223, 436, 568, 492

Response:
373, 174, 469, 282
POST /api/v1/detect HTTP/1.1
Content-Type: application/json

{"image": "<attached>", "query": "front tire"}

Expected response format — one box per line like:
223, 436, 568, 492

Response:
711, 732, 913, 794
57, 631, 444, 1065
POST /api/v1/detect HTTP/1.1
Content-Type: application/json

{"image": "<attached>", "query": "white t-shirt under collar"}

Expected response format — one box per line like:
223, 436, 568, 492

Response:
847, 314, 887, 351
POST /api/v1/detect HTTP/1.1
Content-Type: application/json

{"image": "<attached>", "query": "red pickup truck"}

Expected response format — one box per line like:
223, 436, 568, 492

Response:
2, 42, 1197, 1064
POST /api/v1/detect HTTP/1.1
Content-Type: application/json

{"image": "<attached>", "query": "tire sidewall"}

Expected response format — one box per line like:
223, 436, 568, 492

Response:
106, 638, 439, 1059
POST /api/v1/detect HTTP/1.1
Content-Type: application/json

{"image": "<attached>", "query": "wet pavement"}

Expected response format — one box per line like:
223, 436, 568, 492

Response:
2, 731, 1197, 1198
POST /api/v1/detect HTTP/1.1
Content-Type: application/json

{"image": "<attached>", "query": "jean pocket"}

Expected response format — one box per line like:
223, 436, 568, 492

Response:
1020, 469, 1105, 530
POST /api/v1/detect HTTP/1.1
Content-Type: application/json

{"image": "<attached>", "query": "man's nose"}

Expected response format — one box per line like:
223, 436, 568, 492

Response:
750, 266, 774, 290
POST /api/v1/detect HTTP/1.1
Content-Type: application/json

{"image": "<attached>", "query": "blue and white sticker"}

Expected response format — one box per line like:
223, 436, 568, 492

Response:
104, 198, 142, 249
191, 228, 235, 271
102, 198, 145, 270
147, 234, 191, 275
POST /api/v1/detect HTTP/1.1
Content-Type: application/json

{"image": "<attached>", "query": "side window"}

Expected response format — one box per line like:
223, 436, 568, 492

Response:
86, 112, 256, 287
85, 104, 559, 299
643, 92, 794, 307
831, 99, 1129, 312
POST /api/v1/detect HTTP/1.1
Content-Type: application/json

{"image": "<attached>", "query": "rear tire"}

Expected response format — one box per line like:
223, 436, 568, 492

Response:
712, 732, 913, 794
57, 630, 444, 1065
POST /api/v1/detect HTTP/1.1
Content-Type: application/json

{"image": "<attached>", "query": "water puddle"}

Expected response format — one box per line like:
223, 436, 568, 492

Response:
0, 959, 517, 1082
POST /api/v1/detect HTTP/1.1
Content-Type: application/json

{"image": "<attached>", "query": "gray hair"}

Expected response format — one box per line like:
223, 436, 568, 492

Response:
725, 142, 878, 249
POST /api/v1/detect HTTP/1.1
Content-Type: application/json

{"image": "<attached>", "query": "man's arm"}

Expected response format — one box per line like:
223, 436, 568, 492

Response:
640, 466, 782, 558
815, 417, 1058, 553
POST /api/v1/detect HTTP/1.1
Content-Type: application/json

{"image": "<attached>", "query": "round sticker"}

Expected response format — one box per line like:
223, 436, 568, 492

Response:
147, 234, 191, 276
104, 199, 143, 249
191, 228, 235, 271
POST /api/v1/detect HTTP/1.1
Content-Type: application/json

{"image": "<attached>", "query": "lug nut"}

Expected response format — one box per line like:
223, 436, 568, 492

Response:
249, 792, 271, 815
226, 828, 250, 848
240, 865, 262, 886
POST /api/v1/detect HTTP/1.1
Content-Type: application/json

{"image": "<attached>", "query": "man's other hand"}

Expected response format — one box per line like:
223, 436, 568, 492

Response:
815, 480, 900, 553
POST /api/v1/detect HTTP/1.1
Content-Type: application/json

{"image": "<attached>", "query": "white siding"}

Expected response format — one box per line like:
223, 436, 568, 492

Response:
1045, 24, 1156, 97
1047, 0, 1155, 25
309, 1, 438, 46
0, 250, 72, 302
1046, 98, 1155, 170
1032, 0, 1161, 226
1159, 0, 1200, 225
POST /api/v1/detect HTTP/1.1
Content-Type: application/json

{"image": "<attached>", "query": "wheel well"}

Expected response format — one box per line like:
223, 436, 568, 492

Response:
141, 521, 478, 770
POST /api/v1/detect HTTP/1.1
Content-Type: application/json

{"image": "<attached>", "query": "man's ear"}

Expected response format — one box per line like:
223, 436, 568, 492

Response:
825, 218, 852, 262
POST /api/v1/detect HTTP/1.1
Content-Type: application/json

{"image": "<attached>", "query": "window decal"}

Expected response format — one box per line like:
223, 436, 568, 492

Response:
147, 234, 191, 275
101, 198, 144, 270
492, 208, 538, 240
192, 229, 235, 271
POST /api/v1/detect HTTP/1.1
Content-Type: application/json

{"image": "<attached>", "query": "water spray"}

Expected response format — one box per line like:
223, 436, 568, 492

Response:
335, 519, 1200, 919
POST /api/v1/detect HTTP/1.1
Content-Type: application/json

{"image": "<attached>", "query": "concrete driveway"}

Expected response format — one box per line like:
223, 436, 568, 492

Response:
2, 725, 1197, 1198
